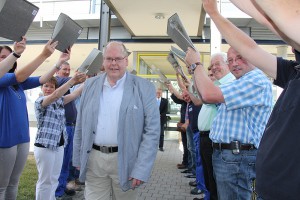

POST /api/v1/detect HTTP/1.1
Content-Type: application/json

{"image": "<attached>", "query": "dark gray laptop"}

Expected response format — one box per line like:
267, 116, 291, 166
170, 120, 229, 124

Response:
51, 13, 83, 52
167, 13, 196, 52
78, 48, 102, 76
0, 0, 39, 41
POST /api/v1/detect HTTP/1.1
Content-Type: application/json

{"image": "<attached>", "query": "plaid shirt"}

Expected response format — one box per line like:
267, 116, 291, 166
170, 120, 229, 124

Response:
210, 68, 273, 148
34, 96, 68, 150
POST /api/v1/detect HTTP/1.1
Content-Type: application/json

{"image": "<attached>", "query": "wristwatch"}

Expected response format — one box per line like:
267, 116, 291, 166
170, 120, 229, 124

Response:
190, 62, 202, 72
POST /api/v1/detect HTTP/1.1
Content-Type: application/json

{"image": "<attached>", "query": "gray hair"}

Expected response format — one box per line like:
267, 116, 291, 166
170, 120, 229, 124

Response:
210, 52, 227, 63
103, 41, 129, 57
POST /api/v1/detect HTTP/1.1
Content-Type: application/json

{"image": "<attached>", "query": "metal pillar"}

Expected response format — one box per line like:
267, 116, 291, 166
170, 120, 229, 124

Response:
98, 0, 110, 51
210, 0, 221, 55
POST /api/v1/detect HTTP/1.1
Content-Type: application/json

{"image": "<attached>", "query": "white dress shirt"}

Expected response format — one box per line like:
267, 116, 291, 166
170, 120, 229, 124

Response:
94, 73, 126, 146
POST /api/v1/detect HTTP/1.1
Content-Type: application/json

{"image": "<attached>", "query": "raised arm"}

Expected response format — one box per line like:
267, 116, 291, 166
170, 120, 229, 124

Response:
64, 83, 85, 105
15, 40, 58, 83
188, 90, 203, 106
203, 0, 277, 79
0, 38, 26, 78
230, 0, 300, 51
41, 72, 86, 107
251, 0, 300, 51
185, 48, 224, 104
39, 49, 71, 84
166, 82, 183, 100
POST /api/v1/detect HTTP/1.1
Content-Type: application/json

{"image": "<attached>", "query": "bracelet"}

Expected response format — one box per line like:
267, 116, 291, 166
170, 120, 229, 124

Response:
54, 64, 61, 70
12, 52, 21, 58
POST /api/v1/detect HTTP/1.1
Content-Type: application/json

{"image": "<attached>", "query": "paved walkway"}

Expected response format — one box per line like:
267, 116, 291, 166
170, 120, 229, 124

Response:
72, 131, 203, 200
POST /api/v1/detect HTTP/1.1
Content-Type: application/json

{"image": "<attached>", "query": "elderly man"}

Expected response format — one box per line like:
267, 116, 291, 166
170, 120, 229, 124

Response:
186, 45, 273, 200
202, 0, 300, 199
192, 53, 234, 200
73, 41, 160, 200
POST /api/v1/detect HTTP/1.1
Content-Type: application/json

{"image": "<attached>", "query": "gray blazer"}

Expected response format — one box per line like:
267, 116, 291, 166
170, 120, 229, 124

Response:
73, 72, 160, 191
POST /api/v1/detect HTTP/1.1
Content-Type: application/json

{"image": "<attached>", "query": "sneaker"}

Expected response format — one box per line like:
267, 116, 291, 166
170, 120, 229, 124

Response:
189, 180, 197, 187
64, 188, 76, 196
190, 187, 204, 195
56, 193, 73, 200
67, 180, 82, 191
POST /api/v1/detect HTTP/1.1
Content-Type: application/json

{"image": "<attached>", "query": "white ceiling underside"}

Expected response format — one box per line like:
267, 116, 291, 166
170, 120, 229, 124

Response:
105, 0, 205, 37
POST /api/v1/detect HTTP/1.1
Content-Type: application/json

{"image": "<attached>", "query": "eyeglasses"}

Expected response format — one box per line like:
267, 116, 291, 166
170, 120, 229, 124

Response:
104, 57, 126, 63
227, 55, 243, 65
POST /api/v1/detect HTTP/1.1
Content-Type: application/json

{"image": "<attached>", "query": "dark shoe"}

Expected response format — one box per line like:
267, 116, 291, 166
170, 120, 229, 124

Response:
189, 180, 197, 187
64, 188, 76, 196
177, 164, 187, 169
185, 174, 196, 178
190, 187, 204, 195
56, 193, 73, 200
67, 180, 82, 191
181, 169, 191, 173
193, 198, 204, 200
75, 179, 85, 186
159, 147, 164, 151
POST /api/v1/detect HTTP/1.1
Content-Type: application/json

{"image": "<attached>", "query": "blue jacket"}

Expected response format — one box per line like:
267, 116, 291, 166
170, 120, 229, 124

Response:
0, 73, 40, 147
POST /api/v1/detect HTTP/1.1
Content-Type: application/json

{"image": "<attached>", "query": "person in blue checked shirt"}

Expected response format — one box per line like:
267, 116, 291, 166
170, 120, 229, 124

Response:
185, 46, 273, 200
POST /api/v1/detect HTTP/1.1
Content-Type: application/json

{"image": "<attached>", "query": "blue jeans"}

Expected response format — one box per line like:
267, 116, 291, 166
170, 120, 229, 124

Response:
55, 125, 75, 197
212, 149, 257, 200
186, 126, 196, 175
193, 132, 209, 199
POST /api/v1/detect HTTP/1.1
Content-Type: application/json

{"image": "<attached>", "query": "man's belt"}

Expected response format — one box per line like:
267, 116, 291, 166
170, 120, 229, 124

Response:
212, 142, 256, 151
66, 122, 76, 126
92, 144, 118, 153
200, 130, 210, 136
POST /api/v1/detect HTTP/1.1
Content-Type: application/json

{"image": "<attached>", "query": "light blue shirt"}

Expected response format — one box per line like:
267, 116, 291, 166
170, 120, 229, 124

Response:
198, 74, 235, 131
210, 68, 273, 148
95, 73, 126, 145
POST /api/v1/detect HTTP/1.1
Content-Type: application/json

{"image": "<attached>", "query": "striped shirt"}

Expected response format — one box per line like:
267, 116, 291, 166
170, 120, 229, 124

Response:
34, 96, 68, 150
210, 68, 273, 148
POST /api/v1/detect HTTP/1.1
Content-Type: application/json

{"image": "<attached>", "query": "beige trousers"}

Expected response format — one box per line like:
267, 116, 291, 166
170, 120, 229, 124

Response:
85, 149, 138, 200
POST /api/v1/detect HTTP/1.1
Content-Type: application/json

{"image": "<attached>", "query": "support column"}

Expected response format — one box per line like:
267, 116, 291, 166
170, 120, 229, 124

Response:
98, 0, 110, 51
210, 0, 221, 55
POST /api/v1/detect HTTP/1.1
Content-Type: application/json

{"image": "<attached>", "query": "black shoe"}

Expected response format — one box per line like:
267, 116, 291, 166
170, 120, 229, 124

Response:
56, 193, 73, 200
159, 147, 164, 151
181, 169, 191, 173
185, 174, 196, 178
190, 187, 204, 195
189, 180, 197, 187
177, 163, 187, 169
193, 198, 204, 200
64, 188, 76, 196
75, 179, 85, 186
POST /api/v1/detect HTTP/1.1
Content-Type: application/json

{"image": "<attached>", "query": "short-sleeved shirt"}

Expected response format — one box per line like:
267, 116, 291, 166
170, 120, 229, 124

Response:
0, 73, 40, 147
210, 68, 273, 148
198, 81, 219, 131
34, 96, 68, 150
256, 58, 300, 199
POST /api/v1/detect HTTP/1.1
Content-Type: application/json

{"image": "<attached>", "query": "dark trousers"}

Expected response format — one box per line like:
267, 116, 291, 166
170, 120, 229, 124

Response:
181, 130, 188, 166
55, 125, 75, 197
159, 122, 165, 148
200, 132, 218, 200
